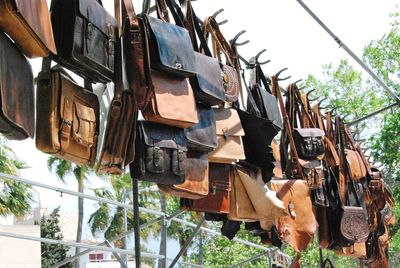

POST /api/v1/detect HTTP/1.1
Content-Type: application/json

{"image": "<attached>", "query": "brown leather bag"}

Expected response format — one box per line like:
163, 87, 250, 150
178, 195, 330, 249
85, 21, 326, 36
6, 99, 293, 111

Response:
270, 179, 318, 252
158, 151, 209, 199
208, 108, 245, 164
346, 149, 367, 181
142, 70, 198, 128
0, 32, 35, 140
181, 163, 232, 213
0, 0, 56, 58
36, 59, 99, 166
335, 242, 367, 258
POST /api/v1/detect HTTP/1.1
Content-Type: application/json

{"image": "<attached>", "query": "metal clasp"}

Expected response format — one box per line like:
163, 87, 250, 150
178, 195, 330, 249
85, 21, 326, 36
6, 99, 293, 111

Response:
175, 62, 183, 70
86, 22, 93, 39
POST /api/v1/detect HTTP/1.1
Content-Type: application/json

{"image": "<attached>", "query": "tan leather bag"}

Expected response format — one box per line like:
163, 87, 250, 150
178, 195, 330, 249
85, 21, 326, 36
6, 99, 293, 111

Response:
228, 167, 259, 222
158, 151, 209, 199
271, 179, 318, 252
208, 108, 245, 164
0, 0, 56, 58
142, 70, 198, 128
346, 149, 367, 181
237, 166, 286, 230
36, 60, 99, 166
335, 242, 367, 258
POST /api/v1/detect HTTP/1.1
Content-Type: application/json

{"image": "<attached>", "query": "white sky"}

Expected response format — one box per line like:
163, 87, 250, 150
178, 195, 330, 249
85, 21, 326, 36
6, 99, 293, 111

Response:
3, 0, 398, 255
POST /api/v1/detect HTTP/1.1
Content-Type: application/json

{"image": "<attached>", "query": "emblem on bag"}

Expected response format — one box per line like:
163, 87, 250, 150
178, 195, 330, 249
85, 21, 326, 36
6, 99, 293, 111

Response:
221, 71, 229, 89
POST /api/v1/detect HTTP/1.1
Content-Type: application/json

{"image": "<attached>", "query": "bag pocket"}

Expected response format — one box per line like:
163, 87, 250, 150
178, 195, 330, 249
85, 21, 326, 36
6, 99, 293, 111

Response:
146, 146, 166, 174
171, 149, 186, 176
72, 101, 96, 147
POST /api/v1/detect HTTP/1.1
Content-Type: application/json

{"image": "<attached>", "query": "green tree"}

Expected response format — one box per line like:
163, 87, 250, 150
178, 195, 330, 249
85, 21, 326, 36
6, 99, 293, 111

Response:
0, 136, 32, 217
47, 157, 92, 268
41, 207, 72, 268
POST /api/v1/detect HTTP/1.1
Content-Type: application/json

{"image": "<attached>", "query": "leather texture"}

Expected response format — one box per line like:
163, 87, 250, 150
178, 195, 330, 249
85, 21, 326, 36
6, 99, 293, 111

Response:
236, 108, 278, 181
158, 150, 209, 199
293, 128, 325, 160
144, 14, 196, 77
130, 121, 187, 185
36, 66, 99, 166
221, 64, 240, 102
270, 179, 318, 252
184, 104, 217, 152
142, 70, 198, 128
0, 0, 56, 58
181, 163, 232, 213
228, 166, 259, 222
0, 32, 35, 140
346, 149, 367, 181
51, 0, 117, 83
208, 108, 245, 164
335, 242, 366, 258
236, 166, 286, 229
191, 52, 225, 105
340, 206, 370, 243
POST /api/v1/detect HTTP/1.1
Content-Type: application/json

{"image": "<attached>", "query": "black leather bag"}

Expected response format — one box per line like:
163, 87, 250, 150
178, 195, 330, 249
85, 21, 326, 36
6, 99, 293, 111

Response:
130, 121, 187, 185
184, 104, 217, 152
50, 0, 118, 83
293, 128, 325, 160
248, 63, 283, 130
0, 32, 34, 140
142, 11, 195, 78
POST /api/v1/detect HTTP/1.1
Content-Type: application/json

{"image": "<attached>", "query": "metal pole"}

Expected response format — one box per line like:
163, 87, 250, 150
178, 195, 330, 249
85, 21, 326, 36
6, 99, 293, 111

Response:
230, 252, 269, 268
168, 217, 206, 268
105, 241, 128, 268
123, 188, 129, 267
296, 0, 400, 104
347, 102, 398, 126
159, 192, 167, 268
132, 178, 141, 268
319, 248, 324, 268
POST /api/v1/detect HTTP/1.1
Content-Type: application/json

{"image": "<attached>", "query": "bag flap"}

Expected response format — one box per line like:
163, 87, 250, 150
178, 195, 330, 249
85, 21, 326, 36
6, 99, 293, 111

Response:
184, 105, 218, 150
0, 32, 34, 138
145, 15, 195, 74
209, 163, 232, 190
78, 0, 118, 38
261, 90, 283, 129
214, 108, 245, 136
294, 128, 325, 138
194, 52, 225, 101
12, 0, 57, 54
341, 206, 369, 242
298, 159, 323, 169
75, 102, 95, 122
345, 149, 367, 179
140, 121, 187, 150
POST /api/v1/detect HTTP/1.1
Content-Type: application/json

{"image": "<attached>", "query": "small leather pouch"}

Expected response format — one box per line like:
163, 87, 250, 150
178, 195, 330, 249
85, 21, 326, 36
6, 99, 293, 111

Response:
340, 206, 370, 243
293, 128, 325, 160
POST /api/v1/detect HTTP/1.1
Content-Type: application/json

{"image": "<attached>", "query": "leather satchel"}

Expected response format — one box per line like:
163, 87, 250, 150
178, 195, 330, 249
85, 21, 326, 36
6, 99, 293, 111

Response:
0, 0, 57, 58
36, 59, 99, 166
293, 128, 325, 160
346, 149, 367, 181
236, 165, 286, 229
208, 108, 245, 164
270, 179, 319, 252
181, 163, 232, 213
51, 0, 118, 83
184, 104, 218, 152
142, 70, 198, 128
0, 32, 35, 140
130, 121, 187, 185
158, 150, 209, 199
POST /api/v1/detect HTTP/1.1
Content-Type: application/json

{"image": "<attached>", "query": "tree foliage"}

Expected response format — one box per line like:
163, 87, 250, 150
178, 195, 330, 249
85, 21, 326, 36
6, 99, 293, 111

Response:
41, 207, 72, 268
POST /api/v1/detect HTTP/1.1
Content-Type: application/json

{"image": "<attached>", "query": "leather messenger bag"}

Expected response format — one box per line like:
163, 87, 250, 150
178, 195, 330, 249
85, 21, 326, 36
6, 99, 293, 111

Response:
36, 58, 99, 166
0, 32, 35, 140
0, 0, 56, 58
50, 0, 118, 83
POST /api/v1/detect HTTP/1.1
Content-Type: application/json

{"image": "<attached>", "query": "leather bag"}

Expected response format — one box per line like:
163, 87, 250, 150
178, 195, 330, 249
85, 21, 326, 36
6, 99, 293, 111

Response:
181, 163, 232, 213
237, 165, 286, 230
293, 128, 325, 160
270, 179, 318, 252
0, 0, 57, 58
36, 59, 99, 166
158, 151, 209, 199
130, 121, 187, 185
208, 108, 245, 164
0, 32, 35, 140
184, 104, 218, 152
142, 70, 198, 128
51, 0, 118, 83
346, 149, 367, 181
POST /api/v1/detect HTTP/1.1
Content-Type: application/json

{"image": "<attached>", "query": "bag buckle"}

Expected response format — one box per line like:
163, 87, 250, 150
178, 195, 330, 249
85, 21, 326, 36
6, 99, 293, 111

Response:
86, 22, 93, 39
61, 119, 72, 128
174, 62, 183, 70
106, 39, 115, 55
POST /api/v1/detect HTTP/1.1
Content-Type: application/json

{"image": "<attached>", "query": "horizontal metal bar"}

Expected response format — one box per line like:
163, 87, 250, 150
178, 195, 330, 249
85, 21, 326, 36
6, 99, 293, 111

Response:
230, 251, 270, 268
347, 102, 398, 126
0, 231, 164, 259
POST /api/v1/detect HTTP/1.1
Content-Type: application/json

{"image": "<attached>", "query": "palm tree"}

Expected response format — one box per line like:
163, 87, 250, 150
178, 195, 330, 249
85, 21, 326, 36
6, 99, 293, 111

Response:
0, 136, 32, 217
47, 157, 91, 268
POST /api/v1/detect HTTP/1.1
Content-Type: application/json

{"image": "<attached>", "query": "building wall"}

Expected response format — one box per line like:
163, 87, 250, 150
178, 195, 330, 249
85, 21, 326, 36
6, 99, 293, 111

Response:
0, 225, 41, 268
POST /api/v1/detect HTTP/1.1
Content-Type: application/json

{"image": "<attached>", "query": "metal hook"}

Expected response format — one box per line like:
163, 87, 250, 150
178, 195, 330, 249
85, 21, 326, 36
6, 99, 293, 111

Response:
330, 108, 337, 116
212, 8, 224, 20
294, 79, 303, 86
238, 54, 250, 67
318, 97, 328, 107
255, 49, 271, 65
342, 114, 351, 121
306, 88, 317, 98
230, 30, 249, 47
275, 68, 291, 81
